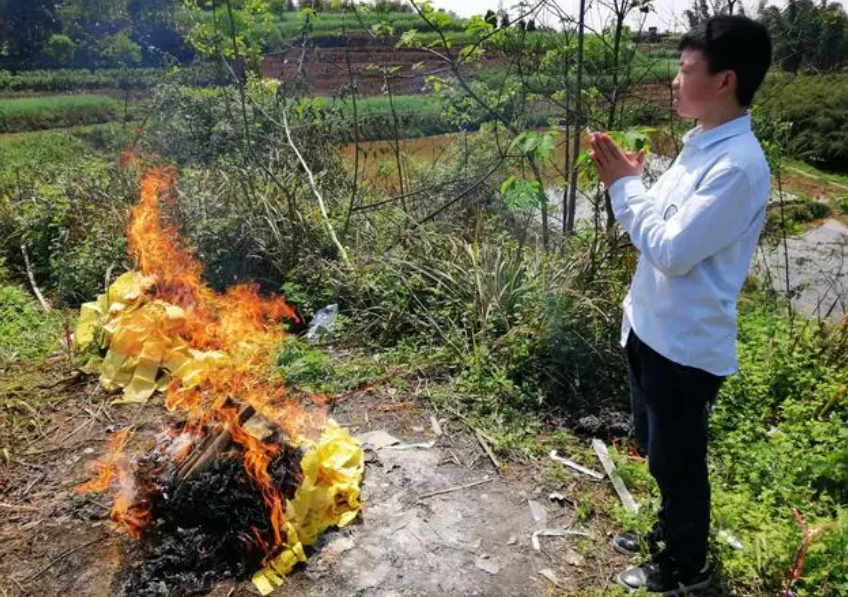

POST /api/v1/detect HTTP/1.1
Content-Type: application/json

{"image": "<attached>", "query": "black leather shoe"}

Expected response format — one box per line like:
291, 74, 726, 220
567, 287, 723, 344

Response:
611, 531, 641, 556
611, 524, 664, 556
615, 560, 711, 595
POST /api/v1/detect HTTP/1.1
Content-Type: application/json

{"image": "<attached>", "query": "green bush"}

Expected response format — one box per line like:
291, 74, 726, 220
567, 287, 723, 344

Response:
758, 73, 848, 171
0, 130, 92, 186
0, 131, 131, 305
71, 122, 134, 153
764, 199, 832, 237
286, 218, 631, 425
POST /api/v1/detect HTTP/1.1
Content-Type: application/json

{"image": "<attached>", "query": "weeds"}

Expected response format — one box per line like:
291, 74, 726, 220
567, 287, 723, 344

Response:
0, 281, 65, 366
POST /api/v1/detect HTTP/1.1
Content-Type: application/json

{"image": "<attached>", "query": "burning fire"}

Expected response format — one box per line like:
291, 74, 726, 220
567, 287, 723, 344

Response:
79, 167, 326, 555
76, 428, 150, 537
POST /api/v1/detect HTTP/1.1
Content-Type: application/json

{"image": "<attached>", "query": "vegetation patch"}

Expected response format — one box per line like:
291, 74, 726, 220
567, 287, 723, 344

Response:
0, 276, 65, 366
0, 94, 125, 133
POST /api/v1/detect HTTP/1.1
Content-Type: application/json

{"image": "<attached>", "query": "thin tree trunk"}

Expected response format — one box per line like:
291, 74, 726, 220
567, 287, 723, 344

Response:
342, 26, 360, 237
385, 73, 407, 213
777, 164, 794, 328
566, 0, 587, 235
604, 14, 626, 230
562, 57, 571, 236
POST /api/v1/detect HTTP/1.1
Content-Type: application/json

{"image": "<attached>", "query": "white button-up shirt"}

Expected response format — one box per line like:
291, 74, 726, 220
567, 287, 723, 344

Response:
609, 114, 771, 376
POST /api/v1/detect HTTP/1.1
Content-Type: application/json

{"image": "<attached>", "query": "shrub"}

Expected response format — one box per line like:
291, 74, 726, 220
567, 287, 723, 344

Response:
286, 219, 632, 423
758, 73, 848, 172
764, 199, 832, 237
0, 132, 132, 305
43, 34, 77, 67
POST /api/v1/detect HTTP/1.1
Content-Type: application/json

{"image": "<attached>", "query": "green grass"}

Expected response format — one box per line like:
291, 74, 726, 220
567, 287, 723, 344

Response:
0, 94, 126, 133
329, 94, 452, 140
337, 94, 439, 116
0, 129, 95, 185
785, 158, 848, 189
276, 337, 385, 395
0, 281, 65, 366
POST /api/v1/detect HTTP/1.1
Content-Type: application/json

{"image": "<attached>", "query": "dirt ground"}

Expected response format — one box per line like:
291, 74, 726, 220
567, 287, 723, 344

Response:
0, 357, 628, 597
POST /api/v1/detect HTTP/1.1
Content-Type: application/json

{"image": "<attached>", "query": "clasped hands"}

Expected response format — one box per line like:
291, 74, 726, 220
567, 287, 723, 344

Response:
588, 131, 646, 188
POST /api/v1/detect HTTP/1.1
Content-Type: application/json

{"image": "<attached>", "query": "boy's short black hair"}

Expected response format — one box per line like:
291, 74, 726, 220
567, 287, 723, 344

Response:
679, 15, 772, 107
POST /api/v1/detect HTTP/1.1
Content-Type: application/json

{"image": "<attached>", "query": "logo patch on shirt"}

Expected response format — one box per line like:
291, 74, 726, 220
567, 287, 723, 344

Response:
663, 204, 679, 221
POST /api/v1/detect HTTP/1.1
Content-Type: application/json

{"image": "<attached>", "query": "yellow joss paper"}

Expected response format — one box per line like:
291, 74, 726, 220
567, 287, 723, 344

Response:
252, 420, 364, 594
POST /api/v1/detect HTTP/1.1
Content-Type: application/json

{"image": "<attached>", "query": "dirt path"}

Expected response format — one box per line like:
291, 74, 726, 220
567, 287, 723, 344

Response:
0, 359, 624, 597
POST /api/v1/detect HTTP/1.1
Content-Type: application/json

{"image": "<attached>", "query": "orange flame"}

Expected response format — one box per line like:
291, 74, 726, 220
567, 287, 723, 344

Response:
77, 428, 151, 537
85, 168, 325, 551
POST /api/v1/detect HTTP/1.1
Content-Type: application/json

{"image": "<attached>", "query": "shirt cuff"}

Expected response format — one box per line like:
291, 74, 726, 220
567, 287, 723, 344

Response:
608, 176, 647, 215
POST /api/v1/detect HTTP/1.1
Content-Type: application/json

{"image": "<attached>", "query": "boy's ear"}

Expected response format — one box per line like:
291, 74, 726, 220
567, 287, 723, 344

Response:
719, 69, 738, 99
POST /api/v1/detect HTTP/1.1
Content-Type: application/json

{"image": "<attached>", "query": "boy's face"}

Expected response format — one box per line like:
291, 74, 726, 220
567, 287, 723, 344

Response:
672, 49, 737, 119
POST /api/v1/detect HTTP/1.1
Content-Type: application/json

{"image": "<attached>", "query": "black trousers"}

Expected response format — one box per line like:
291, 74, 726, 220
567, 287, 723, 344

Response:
626, 330, 725, 572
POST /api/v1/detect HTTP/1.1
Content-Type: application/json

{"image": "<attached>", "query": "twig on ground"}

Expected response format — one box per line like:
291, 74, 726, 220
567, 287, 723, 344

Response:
430, 415, 443, 437
550, 450, 604, 480
10, 577, 27, 595
22, 472, 46, 496
531, 528, 593, 551
417, 477, 493, 501
0, 502, 40, 512
592, 438, 639, 512
475, 430, 501, 471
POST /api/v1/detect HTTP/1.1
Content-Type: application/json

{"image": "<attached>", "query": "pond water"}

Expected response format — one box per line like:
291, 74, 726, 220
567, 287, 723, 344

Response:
339, 128, 677, 227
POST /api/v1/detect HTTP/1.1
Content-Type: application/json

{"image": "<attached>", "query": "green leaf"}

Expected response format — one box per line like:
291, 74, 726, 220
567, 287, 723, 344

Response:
510, 131, 558, 161
500, 176, 542, 210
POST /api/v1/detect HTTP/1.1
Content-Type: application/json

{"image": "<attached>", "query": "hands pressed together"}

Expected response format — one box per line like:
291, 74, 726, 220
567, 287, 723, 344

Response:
588, 131, 646, 188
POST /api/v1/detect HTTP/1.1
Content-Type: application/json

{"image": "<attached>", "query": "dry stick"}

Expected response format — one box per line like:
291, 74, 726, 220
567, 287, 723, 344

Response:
19, 535, 104, 583
549, 450, 604, 480
417, 477, 494, 501
591, 438, 639, 512
475, 430, 501, 471
281, 108, 351, 267
436, 404, 501, 471
0, 502, 40, 512
20, 244, 50, 313
177, 404, 256, 482
10, 577, 27, 596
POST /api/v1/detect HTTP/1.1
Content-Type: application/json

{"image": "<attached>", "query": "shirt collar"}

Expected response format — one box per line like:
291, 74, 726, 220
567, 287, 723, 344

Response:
682, 113, 752, 151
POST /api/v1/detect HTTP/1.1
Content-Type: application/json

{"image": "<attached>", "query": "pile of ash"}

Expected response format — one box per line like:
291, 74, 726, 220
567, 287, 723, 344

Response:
113, 441, 302, 597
